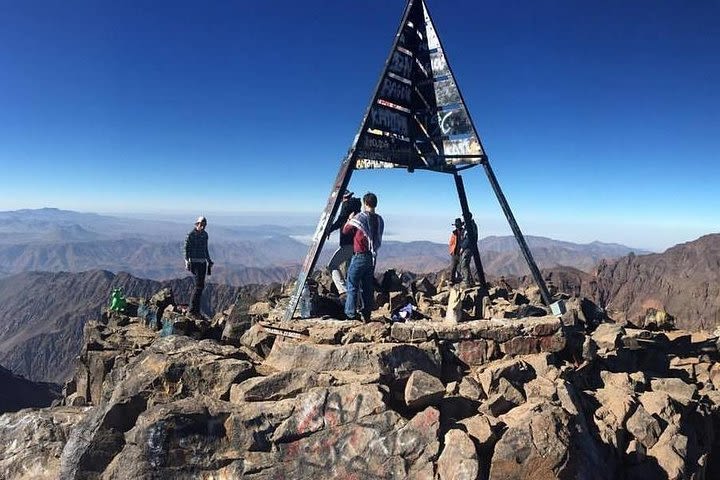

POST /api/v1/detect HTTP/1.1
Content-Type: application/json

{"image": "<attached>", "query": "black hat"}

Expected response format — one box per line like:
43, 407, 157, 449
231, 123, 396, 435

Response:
453, 218, 463, 228
342, 190, 354, 199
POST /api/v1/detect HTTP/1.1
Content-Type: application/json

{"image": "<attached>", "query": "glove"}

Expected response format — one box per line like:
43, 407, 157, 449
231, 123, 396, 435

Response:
185, 259, 191, 271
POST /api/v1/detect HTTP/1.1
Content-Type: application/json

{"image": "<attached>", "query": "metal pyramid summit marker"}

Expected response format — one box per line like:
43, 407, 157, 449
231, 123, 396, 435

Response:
283, 0, 553, 321
353, 0, 485, 172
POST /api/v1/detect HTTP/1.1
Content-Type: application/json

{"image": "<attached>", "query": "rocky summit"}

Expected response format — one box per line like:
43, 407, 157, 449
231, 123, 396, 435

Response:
1, 274, 720, 480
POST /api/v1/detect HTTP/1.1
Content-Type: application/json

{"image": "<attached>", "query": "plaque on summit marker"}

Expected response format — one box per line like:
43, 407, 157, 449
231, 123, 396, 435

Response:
353, 0, 485, 171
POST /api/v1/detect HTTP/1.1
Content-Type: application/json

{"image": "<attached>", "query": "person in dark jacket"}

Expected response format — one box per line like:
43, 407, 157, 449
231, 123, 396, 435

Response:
460, 213, 478, 286
327, 190, 362, 294
184, 216, 213, 317
448, 218, 464, 284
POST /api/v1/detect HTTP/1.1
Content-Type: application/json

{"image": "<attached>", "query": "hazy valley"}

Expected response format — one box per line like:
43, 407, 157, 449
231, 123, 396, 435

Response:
0, 208, 647, 285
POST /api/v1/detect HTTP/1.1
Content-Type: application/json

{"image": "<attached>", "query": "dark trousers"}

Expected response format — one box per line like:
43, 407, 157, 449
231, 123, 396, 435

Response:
461, 249, 475, 286
449, 254, 461, 284
189, 261, 206, 315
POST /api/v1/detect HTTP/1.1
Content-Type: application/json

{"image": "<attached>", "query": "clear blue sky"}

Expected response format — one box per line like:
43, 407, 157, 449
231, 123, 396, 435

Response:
1, 0, 718, 250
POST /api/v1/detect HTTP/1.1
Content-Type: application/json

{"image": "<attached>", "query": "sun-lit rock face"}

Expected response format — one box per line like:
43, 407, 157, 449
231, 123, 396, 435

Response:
0, 276, 718, 480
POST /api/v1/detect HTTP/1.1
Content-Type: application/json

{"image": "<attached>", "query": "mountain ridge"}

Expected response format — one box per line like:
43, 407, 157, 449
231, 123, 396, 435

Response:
0, 208, 647, 282
0, 269, 270, 383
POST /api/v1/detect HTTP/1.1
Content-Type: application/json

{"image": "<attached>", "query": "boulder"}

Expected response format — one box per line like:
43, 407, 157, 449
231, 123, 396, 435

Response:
230, 369, 330, 403
437, 429, 479, 480
626, 404, 662, 449
59, 336, 255, 479
461, 287, 486, 319
272, 384, 387, 443
404, 370, 445, 410
273, 406, 441, 479
578, 297, 607, 328
510, 292, 529, 306
591, 323, 624, 351
523, 376, 557, 401
0, 407, 88, 480
238, 323, 275, 357
414, 276, 437, 297
342, 322, 390, 344
650, 377, 697, 406
454, 339, 499, 367
446, 287, 464, 323
639, 391, 679, 420
476, 358, 535, 397
481, 378, 525, 417
500, 333, 565, 356
222, 292, 262, 345
694, 362, 712, 385
263, 339, 441, 382
599, 371, 636, 393
647, 419, 688, 480
306, 320, 356, 344
380, 269, 404, 292
521, 352, 557, 379
710, 363, 720, 389
459, 414, 496, 449
582, 335, 598, 361
149, 288, 174, 319
592, 387, 637, 452
489, 401, 608, 480
433, 290, 451, 304
641, 308, 676, 331
488, 287, 509, 301
458, 376, 483, 401
248, 301, 271, 316
391, 322, 432, 343
101, 395, 293, 479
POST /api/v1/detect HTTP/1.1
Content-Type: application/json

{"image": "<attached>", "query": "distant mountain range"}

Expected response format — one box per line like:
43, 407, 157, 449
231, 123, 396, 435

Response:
593, 234, 720, 330
0, 208, 648, 283
0, 232, 717, 387
510, 234, 720, 332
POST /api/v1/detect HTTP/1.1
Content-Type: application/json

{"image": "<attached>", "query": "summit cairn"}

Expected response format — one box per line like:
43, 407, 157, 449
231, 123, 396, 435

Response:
1, 272, 719, 479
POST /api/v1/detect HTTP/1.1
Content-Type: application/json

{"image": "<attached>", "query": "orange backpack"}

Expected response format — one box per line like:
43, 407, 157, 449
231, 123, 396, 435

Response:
448, 231, 458, 255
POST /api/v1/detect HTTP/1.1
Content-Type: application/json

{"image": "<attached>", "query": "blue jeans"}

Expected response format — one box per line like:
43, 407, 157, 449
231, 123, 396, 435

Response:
345, 253, 375, 319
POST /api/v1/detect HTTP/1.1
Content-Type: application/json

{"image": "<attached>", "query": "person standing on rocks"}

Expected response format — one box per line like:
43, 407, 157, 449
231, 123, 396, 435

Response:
342, 192, 384, 321
460, 213, 478, 287
448, 217, 464, 284
184, 216, 213, 318
327, 190, 362, 295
